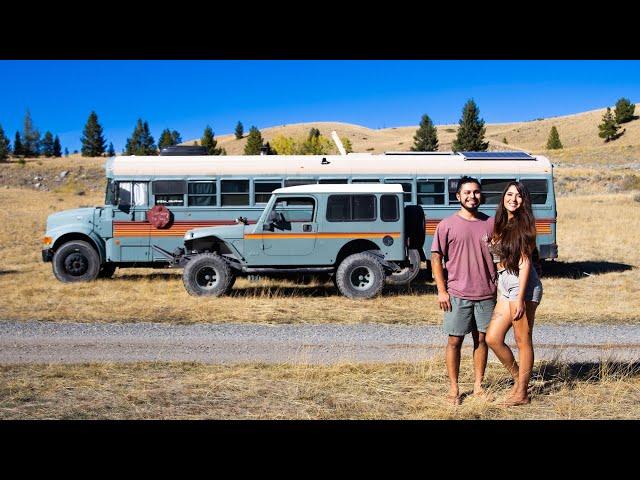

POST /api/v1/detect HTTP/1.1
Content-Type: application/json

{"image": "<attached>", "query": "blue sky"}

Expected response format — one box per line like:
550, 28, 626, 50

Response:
0, 60, 639, 153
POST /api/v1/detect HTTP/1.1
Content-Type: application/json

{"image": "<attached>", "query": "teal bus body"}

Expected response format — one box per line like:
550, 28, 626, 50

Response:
43, 151, 557, 280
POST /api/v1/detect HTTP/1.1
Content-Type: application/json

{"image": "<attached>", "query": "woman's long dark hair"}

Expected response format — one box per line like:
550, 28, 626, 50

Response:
493, 181, 538, 274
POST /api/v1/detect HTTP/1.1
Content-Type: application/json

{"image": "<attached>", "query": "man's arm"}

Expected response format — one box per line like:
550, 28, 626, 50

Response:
431, 252, 451, 312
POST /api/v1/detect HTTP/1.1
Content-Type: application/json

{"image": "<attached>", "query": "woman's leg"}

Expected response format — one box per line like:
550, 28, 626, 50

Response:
485, 299, 519, 385
505, 301, 538, 405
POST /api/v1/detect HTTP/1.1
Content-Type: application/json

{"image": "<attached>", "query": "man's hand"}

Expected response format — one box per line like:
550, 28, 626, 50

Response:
438, 291, 451, 312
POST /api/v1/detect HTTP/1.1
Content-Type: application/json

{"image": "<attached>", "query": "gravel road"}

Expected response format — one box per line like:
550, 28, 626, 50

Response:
1, 321, 638, 364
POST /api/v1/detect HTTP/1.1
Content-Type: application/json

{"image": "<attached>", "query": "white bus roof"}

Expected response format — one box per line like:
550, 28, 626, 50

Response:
106, 152, 552, 178
273, 184, 404, 194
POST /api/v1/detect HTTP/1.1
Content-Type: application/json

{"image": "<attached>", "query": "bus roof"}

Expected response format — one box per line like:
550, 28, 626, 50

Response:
106, 152, 552, 178
273, 184, 404, 194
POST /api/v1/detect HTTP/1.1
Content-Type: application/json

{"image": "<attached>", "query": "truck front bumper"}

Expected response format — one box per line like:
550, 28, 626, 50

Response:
42, 248, 53, 262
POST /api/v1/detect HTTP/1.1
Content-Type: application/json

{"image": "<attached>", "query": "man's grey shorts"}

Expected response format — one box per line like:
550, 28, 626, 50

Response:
444, 295, 496, 336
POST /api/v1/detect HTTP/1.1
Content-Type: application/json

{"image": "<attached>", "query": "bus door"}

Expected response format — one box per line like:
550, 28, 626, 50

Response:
262, 196, 317, 257
113, 181, 151, 262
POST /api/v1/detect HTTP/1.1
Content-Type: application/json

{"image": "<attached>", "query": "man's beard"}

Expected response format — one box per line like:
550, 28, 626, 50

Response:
461, 201, 479, 213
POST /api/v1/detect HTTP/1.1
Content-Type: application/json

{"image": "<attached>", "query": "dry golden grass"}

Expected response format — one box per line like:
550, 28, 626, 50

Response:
0, 185, 638, 324
1, 358, 638, 419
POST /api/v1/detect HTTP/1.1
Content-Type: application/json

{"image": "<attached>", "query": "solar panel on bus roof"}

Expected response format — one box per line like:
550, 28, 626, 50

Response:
461, 151, 535, 160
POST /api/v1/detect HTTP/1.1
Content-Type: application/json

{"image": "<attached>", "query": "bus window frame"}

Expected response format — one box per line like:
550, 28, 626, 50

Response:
220, 178, 251, 208
254, 178, 284, 206
416, 177, 446, 206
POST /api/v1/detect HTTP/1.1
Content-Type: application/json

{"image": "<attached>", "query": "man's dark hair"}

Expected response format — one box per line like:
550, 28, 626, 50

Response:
456, 176, 481, 193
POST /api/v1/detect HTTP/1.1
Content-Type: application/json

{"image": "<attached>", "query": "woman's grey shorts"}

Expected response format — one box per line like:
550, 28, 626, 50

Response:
497, 269, 543, 303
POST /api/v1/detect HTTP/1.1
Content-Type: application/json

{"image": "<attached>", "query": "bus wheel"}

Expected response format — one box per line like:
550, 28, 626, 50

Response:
183, 253, 234, 297
335, 252, 385, 299
52, 240, 101, 283
386, 249, 421, 286
97, 263, 117, 279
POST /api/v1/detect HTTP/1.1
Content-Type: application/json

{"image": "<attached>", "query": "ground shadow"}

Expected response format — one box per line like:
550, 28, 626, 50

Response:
0, 269, 22, 276
115, 272, 181, 281
541, 260, 634, 279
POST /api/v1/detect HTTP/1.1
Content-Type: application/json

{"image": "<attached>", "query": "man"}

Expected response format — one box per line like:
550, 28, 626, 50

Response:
431, 176, 497, 405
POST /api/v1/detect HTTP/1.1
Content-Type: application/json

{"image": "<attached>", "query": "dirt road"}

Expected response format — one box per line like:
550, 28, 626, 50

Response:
1, 321, 638, 364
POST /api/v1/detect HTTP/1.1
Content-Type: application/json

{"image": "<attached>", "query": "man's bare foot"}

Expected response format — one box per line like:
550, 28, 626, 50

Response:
499, 395, 530, 406
446, 394, 462, 405
472, 387, 495, 401
509, 381, 520, 396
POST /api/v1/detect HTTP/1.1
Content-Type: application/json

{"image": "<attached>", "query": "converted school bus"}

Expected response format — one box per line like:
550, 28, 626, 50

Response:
42, 147, 557, 282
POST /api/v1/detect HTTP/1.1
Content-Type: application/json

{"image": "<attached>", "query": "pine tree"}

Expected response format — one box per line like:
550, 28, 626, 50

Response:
410, 114, 439, 151
125, 119, 157, 155
13, 132, 23, 157
171, 130, 182, 144
452, 99, 489, 151
0, 124, 10, 161
614, 98, 636, 124
244, 126, 264, 155
80, 111, 106, 156
598, 107, 623, 142
158, 129, 176, 151
201, 126, 224, 155
235, 121, 244, 139
41, 131, 55, 157
107, 142, 115, 157
53, 136, 62, 157
546, 126, 563, 149
340, 137, 353, 153
64, 147, 69, 157
22, 110, 41, 157
308, 128, 321, 140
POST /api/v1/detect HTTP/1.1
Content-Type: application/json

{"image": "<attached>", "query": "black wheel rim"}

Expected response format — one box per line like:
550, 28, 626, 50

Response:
350, 266, 374, 291
64, 252, 89, 276
195, 266, 219, 290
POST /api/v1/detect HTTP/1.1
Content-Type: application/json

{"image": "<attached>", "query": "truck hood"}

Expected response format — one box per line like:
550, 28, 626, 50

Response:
185, 223, 249, 241
46, 207, 97, 230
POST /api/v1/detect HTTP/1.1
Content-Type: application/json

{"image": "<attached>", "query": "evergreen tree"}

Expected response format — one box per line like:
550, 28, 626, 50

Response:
598, 107, 623, 142
452, 99, 489, 151
107, 142, 115, 157
22, 110, 41, 157
235, 121, 244, 139
308, 127, 321, 140
80, 111, 106, 156
546, 126, 563, 149
614, 98, 636, 124
125, 119, 157, 155
53, 136, 62, 157
0, 124, 10, 161
41, 131, 55, 157
410, 114, 439, 151
158, 128, 177, 151
201, 126, 224, 155
171, 130, 182, 144
264, 142, 276, 155
64, 147, 69, 157
13, 132, 23, 157
244, 126, 264, 155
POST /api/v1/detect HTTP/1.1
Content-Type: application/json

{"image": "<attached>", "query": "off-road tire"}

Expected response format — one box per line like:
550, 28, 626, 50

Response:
386, 248, 421, 285
335, 252, 386, 299
182, 253, 235, 297
52, 240, 101, 283
97, 263, 117, 279
404, 205, 426, 249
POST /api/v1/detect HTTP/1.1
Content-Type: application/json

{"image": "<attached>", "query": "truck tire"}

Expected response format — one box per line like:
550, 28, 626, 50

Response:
335, 252, 385, 299
404, 205, 426, 249
182, 253, 235, 297
97, 263, 117, 278
52, 240, 101, 283
386, 248, 421, 285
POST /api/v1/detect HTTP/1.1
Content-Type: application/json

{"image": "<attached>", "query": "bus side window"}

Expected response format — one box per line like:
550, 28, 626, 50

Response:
153, 180, 186, 207
188, 181, 216, 206
480, 178, 516, 204
117, 181, 148, 206
521, 179, 548, 204
417, 180, 445, 205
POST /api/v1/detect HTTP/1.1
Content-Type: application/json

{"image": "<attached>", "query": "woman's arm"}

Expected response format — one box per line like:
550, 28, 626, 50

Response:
514, 253, 531, 320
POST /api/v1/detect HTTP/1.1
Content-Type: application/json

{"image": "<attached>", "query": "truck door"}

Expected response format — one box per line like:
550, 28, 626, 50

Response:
263, 196, 317, 256
112, 181, 151, 262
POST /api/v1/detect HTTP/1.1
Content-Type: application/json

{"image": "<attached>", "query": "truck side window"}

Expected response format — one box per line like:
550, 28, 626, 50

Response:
327, 195, 376, 222
380, 195, 399, 222
272, 197, 315, 222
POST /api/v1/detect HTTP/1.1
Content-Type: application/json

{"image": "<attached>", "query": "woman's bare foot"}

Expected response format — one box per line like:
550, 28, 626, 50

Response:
499, 394, 530, 406
447, 387, 461, 405
472, 386, 495, 401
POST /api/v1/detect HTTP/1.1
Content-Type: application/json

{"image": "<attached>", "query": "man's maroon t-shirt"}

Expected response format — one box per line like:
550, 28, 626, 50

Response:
430, 213, 497, 301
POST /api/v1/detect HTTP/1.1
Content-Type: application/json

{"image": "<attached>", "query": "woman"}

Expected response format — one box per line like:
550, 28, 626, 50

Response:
485, 181, 543, 406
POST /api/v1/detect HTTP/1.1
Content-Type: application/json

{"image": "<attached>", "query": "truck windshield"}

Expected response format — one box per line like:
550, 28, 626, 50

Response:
105, 179, 116, 205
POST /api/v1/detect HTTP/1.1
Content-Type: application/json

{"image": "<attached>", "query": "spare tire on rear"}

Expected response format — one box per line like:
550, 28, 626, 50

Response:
404, 205, 426, 249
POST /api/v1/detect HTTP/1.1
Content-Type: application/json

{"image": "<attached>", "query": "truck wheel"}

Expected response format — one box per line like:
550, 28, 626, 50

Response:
335, 252, 385, 299
182, 253, 235, 297
404, 205, 426, 249
386, 248, 421, 286
97, 263, 117, 279
52, 240, 101, 283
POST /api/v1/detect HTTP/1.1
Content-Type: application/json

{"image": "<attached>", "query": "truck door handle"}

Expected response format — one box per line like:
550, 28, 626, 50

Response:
303, 224, 312, 232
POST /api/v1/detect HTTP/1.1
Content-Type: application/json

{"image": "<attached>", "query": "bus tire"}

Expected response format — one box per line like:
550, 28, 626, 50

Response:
404, 205, 426, 249
183, 253, 234, 297
97, 263, 117, 278
52, 240, 101, 283
386, 248, 421, 285
335, 252, 385, 299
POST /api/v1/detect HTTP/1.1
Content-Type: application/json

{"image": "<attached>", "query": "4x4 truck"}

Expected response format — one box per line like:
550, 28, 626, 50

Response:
162, 184, 425, 299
